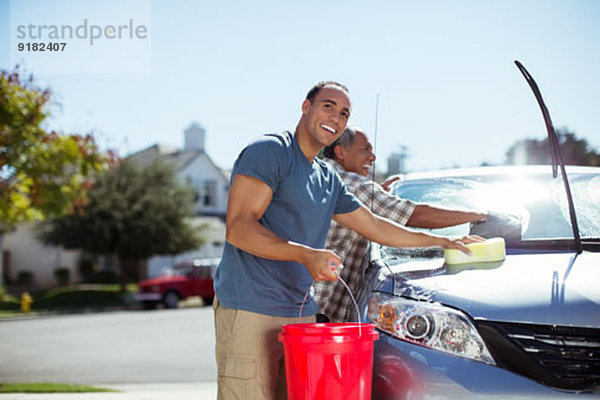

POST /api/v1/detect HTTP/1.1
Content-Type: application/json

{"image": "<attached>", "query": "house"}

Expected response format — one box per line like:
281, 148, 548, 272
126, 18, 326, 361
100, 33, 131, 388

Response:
128, 123, 229, 218
128, 123, 229, 277
2, 224, 80, 289
1, 123, 230, 289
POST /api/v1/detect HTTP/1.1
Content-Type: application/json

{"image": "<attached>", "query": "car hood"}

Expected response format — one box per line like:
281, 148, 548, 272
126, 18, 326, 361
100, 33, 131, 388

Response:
388, 251, 600, 328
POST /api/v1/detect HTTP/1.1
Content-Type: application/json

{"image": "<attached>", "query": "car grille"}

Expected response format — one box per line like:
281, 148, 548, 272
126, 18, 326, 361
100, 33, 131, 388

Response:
477, 320, 600, 392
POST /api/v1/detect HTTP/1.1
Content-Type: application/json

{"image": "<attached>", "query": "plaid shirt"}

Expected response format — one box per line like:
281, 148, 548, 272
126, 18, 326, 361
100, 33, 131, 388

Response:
313, 159, 415, 322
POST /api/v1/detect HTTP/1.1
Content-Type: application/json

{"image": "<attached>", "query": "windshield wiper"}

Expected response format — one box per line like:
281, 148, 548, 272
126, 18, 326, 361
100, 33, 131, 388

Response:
514, 60, 583, 254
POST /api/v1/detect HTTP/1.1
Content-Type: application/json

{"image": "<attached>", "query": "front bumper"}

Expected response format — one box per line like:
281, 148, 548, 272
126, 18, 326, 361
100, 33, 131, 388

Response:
372, 331, 596, 399
134, 292, 162, 302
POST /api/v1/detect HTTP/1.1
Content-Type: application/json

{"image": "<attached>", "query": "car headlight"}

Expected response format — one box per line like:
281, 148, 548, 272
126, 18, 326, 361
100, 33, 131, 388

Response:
368, 292, 495, 365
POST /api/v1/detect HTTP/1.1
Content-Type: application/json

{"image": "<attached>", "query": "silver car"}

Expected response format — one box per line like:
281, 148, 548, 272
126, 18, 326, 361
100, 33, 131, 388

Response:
356, 165, 600, 399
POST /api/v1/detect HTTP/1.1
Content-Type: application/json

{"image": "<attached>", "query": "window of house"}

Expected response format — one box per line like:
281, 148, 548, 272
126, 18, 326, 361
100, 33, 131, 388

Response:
185, 176, 201, 203
203, 179, 217, 207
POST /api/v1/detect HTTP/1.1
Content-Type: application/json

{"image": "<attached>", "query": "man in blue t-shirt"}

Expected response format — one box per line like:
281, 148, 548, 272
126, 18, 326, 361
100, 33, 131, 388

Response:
213, 81, 480, 400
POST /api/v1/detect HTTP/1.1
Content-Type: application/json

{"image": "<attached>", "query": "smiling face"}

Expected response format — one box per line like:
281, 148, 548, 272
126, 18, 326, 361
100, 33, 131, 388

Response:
335, 130, 375, 176
296, 85, 351, 160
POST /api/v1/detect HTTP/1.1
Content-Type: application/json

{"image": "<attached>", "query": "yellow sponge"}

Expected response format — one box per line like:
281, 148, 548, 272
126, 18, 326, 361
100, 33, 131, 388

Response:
444, 237, 506, 265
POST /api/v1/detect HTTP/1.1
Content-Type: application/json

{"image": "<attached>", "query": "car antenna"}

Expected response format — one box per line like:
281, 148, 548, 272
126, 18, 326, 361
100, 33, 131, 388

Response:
514, 60, 583, 254
371, 93, 380, 211
371, 94, 396, 282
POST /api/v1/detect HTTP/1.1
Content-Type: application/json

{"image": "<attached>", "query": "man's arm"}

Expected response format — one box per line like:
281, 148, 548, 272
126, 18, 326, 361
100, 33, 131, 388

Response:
358, 178, 486, 229
225, 174, 338, 281
407, 204, 487, 229
333, 204, 481, 252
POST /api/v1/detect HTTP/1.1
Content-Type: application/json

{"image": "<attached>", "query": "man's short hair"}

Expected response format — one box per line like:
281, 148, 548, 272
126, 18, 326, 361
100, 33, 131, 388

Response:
322, 126, 360, 159
305, 81, 349, 102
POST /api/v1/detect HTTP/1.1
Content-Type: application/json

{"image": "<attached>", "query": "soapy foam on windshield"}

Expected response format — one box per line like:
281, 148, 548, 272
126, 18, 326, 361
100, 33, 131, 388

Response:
444, 237, 506, 265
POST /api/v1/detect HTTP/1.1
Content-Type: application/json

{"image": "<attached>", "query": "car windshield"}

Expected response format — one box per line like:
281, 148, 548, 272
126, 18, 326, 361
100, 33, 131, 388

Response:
381, 169, 600, 264
170, 266, 192, 276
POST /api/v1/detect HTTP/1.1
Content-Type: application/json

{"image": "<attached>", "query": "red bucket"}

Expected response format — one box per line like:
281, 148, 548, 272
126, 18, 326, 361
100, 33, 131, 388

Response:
278, 322, 379, 400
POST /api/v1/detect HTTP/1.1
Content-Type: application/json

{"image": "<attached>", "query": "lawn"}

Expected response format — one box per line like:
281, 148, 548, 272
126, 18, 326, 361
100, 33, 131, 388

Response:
0, 382, 116, 393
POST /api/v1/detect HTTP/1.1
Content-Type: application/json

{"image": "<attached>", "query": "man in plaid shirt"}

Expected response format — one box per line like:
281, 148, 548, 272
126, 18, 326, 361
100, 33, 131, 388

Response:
314, 126, 488, 323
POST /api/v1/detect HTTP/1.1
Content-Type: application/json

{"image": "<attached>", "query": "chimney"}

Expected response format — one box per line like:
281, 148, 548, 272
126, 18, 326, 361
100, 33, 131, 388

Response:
184, 123, 206, 152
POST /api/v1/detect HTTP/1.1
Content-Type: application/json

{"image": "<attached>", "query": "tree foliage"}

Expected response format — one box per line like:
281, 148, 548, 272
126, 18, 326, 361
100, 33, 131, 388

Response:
505, 128, 600, 166
0, 67, 111, 232
39, 159, 205, 281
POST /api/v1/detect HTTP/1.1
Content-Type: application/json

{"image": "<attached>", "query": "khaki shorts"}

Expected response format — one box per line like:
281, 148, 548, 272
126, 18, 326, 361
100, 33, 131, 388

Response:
213, 296, 315, 400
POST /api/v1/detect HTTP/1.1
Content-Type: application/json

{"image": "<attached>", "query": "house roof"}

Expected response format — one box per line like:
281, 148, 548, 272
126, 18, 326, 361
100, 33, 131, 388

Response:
127, 144, 229, 183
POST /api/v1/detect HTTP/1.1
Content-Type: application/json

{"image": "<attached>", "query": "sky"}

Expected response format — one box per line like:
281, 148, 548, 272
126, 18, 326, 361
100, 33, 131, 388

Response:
2, 0, 599, 173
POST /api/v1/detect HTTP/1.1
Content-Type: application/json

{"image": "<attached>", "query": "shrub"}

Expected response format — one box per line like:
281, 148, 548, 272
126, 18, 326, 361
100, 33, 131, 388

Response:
78, 257, 97, 283
17, 270, 34, 284
92, 271, 119, 284
54, 268, 71, 286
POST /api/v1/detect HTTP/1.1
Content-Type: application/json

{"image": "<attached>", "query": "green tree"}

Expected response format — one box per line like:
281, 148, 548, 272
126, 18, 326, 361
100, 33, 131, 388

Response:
39, 159, 205, 284
0, 67, 111, 284
505, 128, 600, 166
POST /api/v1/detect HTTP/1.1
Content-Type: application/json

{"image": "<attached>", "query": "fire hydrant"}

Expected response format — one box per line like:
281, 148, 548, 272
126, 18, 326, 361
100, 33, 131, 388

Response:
20, 292, 33, 313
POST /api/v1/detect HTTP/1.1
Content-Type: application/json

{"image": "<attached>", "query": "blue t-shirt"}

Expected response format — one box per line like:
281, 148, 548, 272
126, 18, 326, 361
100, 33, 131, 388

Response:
214, 131, 361, 317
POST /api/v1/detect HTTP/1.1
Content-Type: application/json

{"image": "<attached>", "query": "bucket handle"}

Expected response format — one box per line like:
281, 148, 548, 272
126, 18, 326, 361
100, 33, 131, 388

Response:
299, 272, 363, 336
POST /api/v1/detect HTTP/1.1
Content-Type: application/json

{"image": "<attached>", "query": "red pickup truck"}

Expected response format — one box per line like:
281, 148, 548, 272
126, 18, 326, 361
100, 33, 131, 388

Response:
135, 258, 219, 309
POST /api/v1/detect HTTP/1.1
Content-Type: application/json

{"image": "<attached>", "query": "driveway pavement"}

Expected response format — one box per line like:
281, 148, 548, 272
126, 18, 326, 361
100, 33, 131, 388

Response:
0, 382, 217, 400
1, 309, 218, 399
1, 308, 216, 384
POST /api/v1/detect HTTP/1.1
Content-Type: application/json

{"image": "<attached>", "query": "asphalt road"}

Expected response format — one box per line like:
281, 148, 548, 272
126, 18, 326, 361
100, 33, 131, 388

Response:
0, 307, 217, 384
